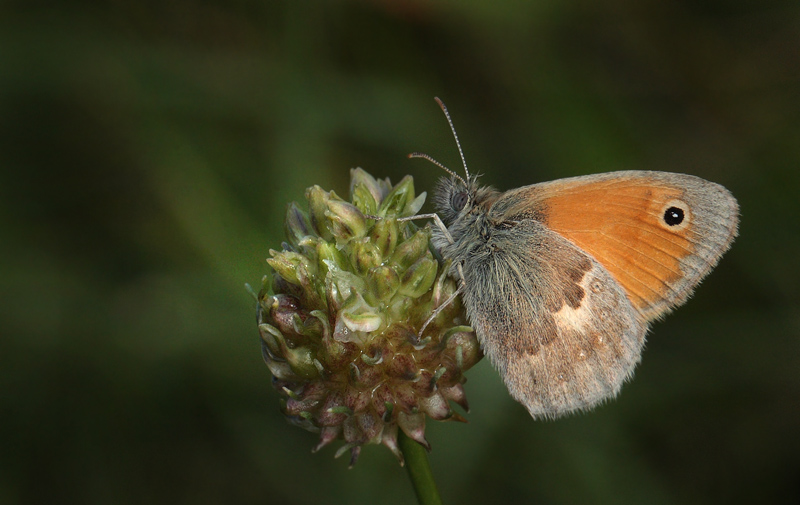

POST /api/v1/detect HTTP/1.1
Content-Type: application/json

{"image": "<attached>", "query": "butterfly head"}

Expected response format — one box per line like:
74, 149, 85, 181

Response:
411, 97, 498, 225
433, 175, 493, 225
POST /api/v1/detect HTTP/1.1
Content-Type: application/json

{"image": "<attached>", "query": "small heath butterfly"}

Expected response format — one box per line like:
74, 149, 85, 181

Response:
413, 98, 739, 419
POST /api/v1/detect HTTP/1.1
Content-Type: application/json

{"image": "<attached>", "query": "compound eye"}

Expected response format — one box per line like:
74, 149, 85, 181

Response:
451, 191, 469, 211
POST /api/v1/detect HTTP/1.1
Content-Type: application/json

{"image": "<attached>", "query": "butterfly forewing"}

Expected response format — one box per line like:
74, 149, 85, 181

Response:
491, 171, 739, 321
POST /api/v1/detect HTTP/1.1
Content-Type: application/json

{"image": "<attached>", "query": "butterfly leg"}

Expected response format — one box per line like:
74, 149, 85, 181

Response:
398, 213, 455, 244
397, 213, 469, 336
398, 211, 467, 288
418, 281, 465, 337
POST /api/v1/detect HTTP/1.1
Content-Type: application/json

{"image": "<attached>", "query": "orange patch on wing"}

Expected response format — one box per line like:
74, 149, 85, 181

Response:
539, 179, 694, 312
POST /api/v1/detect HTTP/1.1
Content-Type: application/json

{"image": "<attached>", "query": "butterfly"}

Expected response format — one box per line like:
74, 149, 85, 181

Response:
413, 98, 739, 419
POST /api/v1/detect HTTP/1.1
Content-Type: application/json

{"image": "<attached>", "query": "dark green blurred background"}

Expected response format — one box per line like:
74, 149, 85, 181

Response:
2, 1, 799, 504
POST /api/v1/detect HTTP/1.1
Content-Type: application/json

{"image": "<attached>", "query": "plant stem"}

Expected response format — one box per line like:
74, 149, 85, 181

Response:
398, 430, 443, 505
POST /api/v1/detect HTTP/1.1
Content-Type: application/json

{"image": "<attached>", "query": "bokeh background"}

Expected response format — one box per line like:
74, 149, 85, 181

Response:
3, 1, 799, 504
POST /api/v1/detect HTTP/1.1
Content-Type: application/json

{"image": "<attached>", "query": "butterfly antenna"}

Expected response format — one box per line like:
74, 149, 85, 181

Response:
434, 97, 471, 182
407, 151, 466, 186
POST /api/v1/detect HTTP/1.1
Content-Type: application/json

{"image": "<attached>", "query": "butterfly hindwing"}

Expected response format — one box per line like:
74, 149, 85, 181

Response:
456, 218, 646, 418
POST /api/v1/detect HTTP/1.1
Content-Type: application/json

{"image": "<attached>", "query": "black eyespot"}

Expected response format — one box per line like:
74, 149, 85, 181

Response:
664, 206, 684, 226
451, 191, 469, 211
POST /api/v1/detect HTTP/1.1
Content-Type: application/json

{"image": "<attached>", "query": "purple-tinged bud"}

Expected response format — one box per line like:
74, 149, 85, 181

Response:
325, 200, 367, 240
370, 216, 398, 259
397, 411, 430, 450
306, 185, 334, 240
284, 202, 311, 247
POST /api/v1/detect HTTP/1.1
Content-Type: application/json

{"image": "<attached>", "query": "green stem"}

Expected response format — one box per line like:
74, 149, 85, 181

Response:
398, 430, 443, 505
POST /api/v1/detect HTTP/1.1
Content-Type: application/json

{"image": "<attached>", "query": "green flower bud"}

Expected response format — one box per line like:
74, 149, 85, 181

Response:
351, 183, 378, 216
379, 175, 416, 217
258, 322, 284, 363
398, 254, 438, 298
282, 344, 321, 380
267, 250, 314, 286
390, 228, 431, 270
324, 264, 367, 312
370, 215, 399, 259
367, 265, 400, 301
259, 322, 320, 380
316, 241, 348, 279
405, 192, 427, 217
350, 167, 391, 208
307, 185, 334, 240
350, 238, 382, 275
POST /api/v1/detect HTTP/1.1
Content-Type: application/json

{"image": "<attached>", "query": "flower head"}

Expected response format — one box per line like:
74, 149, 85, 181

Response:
257, 168, 481, 466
